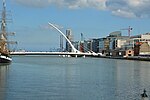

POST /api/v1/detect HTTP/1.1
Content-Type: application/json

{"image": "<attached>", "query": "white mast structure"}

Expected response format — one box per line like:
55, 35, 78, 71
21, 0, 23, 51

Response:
0, 0, 16, 53
0, 0, 8, 54
48, 22, 80, 53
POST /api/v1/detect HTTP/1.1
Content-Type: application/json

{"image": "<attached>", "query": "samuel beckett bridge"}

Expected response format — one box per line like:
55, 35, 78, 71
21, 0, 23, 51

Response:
11, 22, 98, 57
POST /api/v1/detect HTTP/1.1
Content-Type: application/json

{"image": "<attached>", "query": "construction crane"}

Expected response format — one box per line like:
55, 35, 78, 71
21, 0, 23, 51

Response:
121, 26, 133, 37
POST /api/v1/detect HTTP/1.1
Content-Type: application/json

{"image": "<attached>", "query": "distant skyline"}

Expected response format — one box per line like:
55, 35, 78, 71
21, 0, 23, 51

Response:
1, 0, 150, 51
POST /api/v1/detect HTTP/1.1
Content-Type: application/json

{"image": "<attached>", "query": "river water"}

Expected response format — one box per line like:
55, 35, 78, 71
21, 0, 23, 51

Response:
0, 56, 150, 100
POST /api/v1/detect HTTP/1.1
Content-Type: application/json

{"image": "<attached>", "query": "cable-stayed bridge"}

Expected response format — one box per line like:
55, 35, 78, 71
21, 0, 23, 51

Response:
10, 51, 98, 57
11, 22, 99, 57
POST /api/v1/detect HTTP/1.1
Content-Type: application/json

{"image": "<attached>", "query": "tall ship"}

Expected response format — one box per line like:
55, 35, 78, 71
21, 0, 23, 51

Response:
0, 0, 15, 63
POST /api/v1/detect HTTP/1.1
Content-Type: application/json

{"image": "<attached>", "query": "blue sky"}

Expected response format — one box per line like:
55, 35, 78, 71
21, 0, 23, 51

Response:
1, 0, 150, 51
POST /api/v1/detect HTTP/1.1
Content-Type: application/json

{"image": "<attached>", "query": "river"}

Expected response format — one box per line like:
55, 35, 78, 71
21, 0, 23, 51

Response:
0, 56, 150, 100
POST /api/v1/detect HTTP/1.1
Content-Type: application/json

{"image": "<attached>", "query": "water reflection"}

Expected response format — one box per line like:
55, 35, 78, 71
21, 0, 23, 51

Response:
1, 56, 150, 100
115, 60, 150, 99
0, 64, 9, 100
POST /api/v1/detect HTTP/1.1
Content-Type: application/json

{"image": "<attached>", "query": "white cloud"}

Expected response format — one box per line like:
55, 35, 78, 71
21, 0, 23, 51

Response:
12, 0, 106, 10
12, 0, 150, 18
106, 0, 150, 18
112, 9, 136, 18
128, 0, 142, 7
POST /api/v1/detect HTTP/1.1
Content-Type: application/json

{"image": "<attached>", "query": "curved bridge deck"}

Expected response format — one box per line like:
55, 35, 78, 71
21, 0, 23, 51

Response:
10, 52, 98, 57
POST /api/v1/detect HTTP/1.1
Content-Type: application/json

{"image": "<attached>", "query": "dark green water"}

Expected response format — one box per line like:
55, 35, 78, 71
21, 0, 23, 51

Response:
0, 56, 150, 100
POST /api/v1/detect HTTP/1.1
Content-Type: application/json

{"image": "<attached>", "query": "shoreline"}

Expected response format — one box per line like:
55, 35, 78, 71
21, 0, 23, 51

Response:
97, 56, 150, 62
11, 53, 150, 62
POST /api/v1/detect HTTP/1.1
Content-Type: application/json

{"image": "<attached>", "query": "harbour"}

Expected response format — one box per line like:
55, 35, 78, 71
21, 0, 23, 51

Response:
0, 0, 150, 100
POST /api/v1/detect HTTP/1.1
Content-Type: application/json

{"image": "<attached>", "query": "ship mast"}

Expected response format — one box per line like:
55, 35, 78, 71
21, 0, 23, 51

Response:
0, 0, 9, 54
1, 0, 7, 36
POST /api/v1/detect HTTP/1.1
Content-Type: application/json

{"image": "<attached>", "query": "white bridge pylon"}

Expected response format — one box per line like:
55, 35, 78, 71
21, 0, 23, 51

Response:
48, 22, 81, 53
